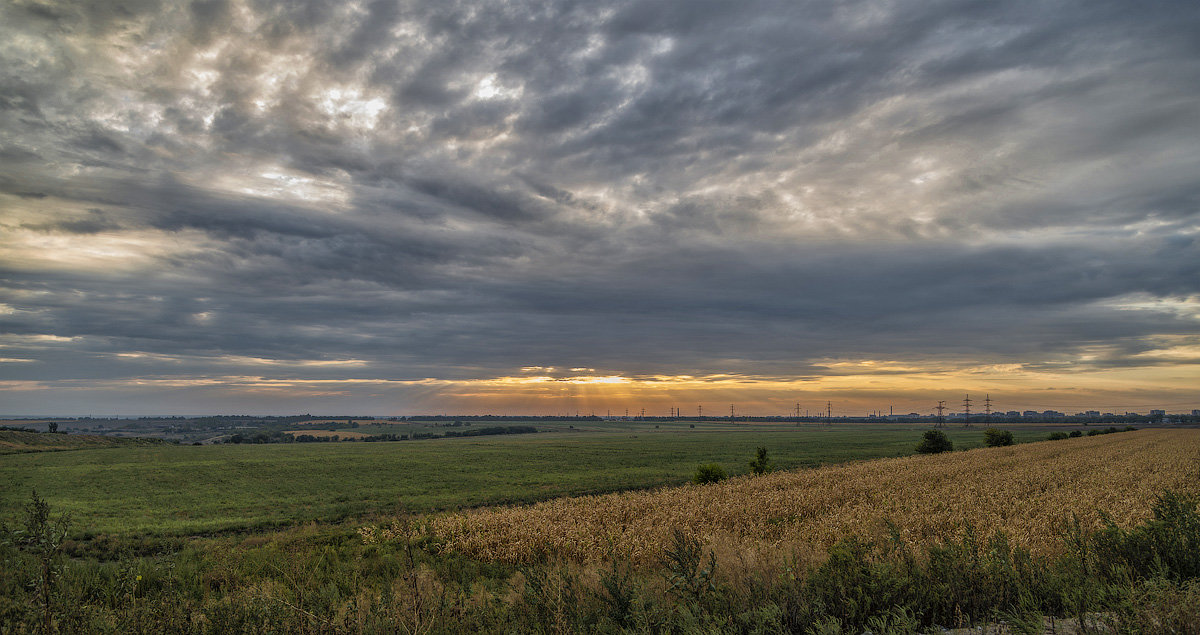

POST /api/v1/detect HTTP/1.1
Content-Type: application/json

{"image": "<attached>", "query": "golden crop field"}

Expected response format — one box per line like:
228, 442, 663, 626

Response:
428, 429, 1200, 566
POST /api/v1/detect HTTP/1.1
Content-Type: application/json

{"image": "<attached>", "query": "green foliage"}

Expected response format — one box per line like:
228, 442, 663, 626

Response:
749, 446, 775, 475
1091, 491, 1200, 582
984, 428, 1015, 447
661, 529, 717, 603
693, 463, 727, 484
915, 429, 953, 454
1047, 432, 1069, 441
1069, 430, 1083, 438
2, 491, 72, 632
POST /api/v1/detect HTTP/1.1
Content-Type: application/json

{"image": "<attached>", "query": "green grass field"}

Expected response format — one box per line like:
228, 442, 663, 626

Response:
0, 422, 1050, 537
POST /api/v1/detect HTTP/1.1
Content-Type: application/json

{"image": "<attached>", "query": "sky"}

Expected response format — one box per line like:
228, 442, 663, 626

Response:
1, 0, 1199, 417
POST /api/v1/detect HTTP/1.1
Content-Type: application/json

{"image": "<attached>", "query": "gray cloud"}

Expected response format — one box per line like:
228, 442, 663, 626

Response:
2, 0, 1199, 413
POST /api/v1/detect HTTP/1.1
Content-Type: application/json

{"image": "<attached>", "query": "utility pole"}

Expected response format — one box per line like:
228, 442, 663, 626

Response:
698, 404, 702, 419
963, 394, 972, 426
935, 401, 946, 428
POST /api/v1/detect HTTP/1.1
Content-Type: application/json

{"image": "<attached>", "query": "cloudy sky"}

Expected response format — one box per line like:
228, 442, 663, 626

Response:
2, 0, 1198, 416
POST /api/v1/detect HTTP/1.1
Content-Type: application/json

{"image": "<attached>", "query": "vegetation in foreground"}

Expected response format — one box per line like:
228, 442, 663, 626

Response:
2, 487, 1199, 633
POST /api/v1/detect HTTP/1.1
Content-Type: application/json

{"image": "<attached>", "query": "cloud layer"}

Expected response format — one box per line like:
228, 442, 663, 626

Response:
2, 0, 1199, 414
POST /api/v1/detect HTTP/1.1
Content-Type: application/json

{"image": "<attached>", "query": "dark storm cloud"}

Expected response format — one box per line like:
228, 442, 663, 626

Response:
2, 0, 1199, 413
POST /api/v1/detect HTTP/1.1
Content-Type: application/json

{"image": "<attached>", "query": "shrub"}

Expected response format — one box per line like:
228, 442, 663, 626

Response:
748, 447, 774, 475
693, 464, 727, 484
984, 428, 1014, 447
1047, 432, 1069, 441
915, 430, 953, 454
1069, 430, 1082, 438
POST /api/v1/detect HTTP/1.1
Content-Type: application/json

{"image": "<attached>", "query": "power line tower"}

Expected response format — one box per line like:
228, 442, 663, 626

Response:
984, 394, 993, 423
962, 394, 972, 426
826, 401, 832, 425
698, 405, 702, 419
935, 401, 946, 428
795, 403, 801, 420
730, 404, 735, 422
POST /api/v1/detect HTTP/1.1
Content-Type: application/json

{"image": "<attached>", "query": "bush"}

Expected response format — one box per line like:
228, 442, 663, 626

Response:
984, 428, 1014, 447
693, 464, 727, 484
1069, 430, 1082, 438
748, 447, 774, 475
915, 430, 953, 454
1047, 432, 1069, 441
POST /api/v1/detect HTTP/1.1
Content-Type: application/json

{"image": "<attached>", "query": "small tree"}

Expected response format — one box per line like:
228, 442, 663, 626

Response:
983, 428, 1014, 447
47, 422, 58, 434
748, 446, 774, 475
916, 429, 953, 454
693, 463, 727, 484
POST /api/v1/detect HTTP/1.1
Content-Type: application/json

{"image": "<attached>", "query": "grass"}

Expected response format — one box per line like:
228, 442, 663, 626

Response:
0, 430, 163, 455
0, 422, 1049, 538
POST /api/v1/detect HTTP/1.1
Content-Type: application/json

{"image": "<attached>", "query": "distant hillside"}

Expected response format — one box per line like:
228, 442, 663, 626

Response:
0, 429, 164, 454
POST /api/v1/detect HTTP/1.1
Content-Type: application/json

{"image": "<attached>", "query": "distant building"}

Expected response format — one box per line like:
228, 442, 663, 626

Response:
1042, 410, 1064, 418
1006, 411, 1020, 417
1022, 411, 1039, 418
1150, 410, 1166, 416
1192, 410, 1200, 416
1083, 410, 1100, 417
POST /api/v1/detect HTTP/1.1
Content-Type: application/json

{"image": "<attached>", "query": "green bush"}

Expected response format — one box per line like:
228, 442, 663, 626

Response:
748, 447, 774, 475
693, 463, 727, 484
1047, 432, 1069, 441
915, 430, 953, 454
984, 428, 1014, 447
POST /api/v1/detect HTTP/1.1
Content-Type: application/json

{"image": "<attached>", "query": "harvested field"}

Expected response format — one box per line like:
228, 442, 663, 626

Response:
282, 429, 375, 439
0, 429, 161, 454
430, 429, 1200, 565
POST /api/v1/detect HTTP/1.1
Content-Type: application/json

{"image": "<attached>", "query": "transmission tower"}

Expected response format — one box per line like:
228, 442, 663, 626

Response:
935, 401, 946, 428
730, 404, 735, 421
962, 394, 972, 426
984, 394, 993, 423
826, 401, 832, 425
698, 405, 702, 419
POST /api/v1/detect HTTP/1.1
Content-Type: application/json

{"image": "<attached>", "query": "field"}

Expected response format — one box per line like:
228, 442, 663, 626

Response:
4, 423, 1199, 633
0, 429, 164, 455
432, 428, 1200, 565
0, 422, 1049, 537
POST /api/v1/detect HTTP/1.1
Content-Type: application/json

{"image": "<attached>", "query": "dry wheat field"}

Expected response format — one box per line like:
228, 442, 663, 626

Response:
428, 429, 1200, 566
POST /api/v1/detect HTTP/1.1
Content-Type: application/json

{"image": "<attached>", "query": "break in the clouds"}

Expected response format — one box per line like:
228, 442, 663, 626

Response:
1, 0, 1199, 415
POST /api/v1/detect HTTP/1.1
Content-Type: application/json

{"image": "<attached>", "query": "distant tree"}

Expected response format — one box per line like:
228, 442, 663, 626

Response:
693, 464, 727, 485
47, 422, 57, 434
916, 429, 953, 454
1047, 432, 1070, 441
984, 428, 1014, 447
1069, 430, 1083, 438
748, 446, 774, 475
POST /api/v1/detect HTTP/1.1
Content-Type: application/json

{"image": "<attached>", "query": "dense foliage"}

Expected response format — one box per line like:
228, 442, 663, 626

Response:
915, 429, 953, 454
